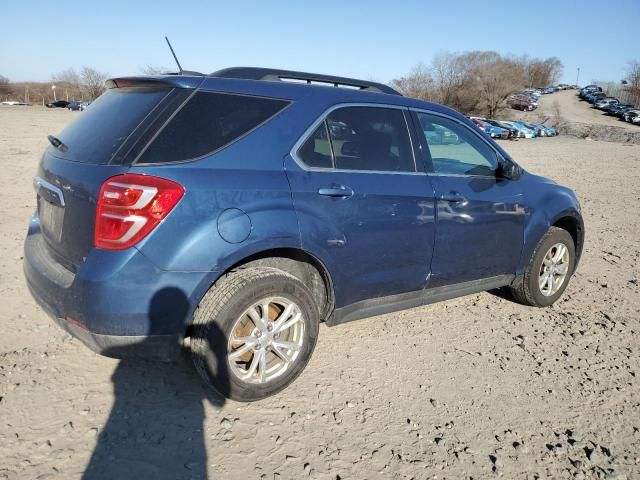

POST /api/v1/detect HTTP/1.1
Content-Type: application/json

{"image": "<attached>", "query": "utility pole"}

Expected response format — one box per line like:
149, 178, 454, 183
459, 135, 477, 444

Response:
51, 84, 57, 101
576, 67, 580, 87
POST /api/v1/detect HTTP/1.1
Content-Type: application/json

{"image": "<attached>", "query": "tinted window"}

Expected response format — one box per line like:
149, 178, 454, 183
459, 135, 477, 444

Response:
139, 92, 289, 164
416, 113, 498, 176
298, 122, 333, 168
55, 87, 170, 164
325, 107, 415, 172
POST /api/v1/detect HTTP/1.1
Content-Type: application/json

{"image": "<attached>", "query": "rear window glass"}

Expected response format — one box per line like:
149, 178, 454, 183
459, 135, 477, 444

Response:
138, 92, 289, 164
55, 87, 170, 164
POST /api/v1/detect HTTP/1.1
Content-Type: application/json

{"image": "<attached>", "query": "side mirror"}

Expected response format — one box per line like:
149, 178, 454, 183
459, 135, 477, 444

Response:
497, 157, 521, 180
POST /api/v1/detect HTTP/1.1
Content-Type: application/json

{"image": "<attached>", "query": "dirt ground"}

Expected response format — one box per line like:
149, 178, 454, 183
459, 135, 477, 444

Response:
1, 106, 639, 480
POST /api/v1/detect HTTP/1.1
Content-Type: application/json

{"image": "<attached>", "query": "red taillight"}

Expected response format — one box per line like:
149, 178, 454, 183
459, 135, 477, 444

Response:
95, 174, 184, 250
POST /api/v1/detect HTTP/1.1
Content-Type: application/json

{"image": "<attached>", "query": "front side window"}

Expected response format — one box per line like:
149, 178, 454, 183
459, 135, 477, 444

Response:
416, 112, 498, 176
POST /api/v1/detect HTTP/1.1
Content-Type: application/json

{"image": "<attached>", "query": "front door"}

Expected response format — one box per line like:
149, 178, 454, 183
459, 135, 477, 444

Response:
412, 111, 526, 288
284, 105, 436, 308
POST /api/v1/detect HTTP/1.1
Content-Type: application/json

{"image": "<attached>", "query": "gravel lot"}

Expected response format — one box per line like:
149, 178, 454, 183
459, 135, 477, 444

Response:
1, 106, 639, 480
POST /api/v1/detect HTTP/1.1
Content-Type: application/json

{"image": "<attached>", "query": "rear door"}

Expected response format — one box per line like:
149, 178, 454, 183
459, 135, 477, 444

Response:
412, 111, 526, 288
35, 84, 191, 269
284, 105, 436, 308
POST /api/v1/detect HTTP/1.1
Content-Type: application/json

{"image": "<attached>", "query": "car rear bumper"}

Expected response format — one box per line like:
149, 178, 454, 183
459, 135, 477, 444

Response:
24, 216, 212, 359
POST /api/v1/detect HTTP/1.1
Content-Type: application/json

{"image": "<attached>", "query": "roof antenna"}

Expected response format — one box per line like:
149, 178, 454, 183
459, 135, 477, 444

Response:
165, 36, 183, 74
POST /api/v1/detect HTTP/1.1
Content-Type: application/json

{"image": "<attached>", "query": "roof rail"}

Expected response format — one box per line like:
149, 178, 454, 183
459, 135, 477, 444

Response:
209, 67, 402, 96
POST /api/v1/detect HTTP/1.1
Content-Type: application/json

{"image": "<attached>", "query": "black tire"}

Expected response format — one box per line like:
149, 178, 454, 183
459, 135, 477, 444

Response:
190, 266, 319, 401
510, 227, 576, 307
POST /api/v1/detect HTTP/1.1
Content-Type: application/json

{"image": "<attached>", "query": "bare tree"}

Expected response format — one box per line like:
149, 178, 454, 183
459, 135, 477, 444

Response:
140, 65, 171, 75
625, 60, 640, 106
392, 51, 563, 117
80, 66, 108, 100
52, 68, 83, 100
0, 75, 12, 100
390, 63, 434, 100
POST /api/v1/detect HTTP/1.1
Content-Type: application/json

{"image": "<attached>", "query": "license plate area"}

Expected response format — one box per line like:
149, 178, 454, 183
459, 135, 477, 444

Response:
38, 196, 65, 243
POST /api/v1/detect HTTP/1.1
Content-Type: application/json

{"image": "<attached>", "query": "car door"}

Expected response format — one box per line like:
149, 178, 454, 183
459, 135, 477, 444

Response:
411, 110, 526, 288
284, 105, 437, 309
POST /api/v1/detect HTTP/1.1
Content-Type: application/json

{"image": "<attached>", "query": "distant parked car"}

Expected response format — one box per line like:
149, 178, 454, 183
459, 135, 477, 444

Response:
1, 101, 30, 106
605, 104, 633, 116
501, 121, 536, 138
508, 95, 536, 111
623, 110, 640, 123
68, 101, 90, 111
586, 92, 606, 104
497, 121, 520, 139
530, 123, 558, 136
470, 117, 508, 139
594, 97, 618, 110
46, 100, 70, 108
482, 119, 515, 139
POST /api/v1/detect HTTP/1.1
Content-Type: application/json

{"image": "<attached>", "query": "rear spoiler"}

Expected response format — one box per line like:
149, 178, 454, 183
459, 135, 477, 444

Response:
106, 75, 204, 90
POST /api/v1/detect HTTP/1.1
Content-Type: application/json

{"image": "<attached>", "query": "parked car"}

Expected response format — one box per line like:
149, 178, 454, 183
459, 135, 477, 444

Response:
24, 67, 584, 401
45, 100, 70, 108
530, 123, 558, 136
483, 119, 517, 139
497, 121, 520, 139
482, 119, 515, 139
594, 97, 618, 110
579, 86, 602, 100
68, 101, 90, 111
470, 117, 508, 139
623, 109, 640, 123
605, 104, 633, 116
502, 121, 537, 138
508, 95, 536, 111
586, 92, 606, 104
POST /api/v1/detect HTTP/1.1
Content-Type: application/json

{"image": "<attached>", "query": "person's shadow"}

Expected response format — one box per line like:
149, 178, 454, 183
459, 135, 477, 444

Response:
82, 287, 228, 480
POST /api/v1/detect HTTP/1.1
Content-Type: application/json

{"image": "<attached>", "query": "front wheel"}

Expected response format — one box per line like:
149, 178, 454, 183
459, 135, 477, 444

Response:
510, 227, 576, 307
190, 266, 319, 401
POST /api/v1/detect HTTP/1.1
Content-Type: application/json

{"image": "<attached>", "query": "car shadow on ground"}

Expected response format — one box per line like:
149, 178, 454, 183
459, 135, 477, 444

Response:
82, 287, 227, 480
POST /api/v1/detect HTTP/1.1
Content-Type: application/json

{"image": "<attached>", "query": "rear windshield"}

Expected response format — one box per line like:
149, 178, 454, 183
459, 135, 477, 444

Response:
54, 87, 170, 164
137, 91, 289, 164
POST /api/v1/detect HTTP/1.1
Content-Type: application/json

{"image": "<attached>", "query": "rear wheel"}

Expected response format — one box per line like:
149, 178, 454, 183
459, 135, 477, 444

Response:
510, 227, 576, 307
190, 267, 319, 401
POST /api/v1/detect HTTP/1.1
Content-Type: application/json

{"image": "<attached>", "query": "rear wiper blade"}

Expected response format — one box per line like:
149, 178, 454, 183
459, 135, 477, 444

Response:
47, 135, 68, 152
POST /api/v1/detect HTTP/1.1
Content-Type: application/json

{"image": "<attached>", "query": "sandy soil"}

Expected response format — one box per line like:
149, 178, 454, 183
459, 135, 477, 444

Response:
1, 106, 639, 480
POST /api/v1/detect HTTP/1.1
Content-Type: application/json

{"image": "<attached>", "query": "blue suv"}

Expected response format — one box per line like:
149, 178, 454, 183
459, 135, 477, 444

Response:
24, 68, 584, 401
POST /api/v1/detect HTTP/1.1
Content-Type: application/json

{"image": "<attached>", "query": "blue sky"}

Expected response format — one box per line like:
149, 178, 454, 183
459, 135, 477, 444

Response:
1, 0, 638, 85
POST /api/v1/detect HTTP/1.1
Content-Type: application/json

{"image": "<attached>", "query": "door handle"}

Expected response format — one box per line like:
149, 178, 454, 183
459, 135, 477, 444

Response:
440, 191, 467, 204
318, 186, 354, 198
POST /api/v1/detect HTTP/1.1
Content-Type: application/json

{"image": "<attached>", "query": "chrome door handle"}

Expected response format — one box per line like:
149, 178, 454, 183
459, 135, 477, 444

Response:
318, 186, 354, 198
440, 191, 466, 203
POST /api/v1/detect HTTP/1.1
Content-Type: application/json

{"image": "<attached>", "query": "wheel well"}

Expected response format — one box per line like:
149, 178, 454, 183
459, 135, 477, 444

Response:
227, 248, 334, 321
552, 216, 581, 255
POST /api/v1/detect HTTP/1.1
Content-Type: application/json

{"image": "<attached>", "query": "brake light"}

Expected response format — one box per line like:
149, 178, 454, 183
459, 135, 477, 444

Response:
95, 174, 184, 250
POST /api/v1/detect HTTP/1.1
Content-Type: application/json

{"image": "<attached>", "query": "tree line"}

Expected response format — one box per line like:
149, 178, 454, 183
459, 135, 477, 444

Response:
0, 66, 108, 104
1, 57, 639, 112
391, 52, 564, 118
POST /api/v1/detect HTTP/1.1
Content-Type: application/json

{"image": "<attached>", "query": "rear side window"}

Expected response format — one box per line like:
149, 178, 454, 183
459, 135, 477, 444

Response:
138, 92, 289, 164
55, 87, 171, 164
327, 107, 415, 172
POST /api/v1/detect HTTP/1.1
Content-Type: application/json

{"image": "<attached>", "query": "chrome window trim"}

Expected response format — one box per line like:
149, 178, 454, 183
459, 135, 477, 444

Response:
290, 102, 424, 176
